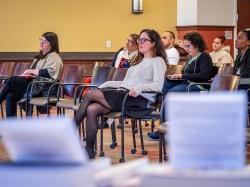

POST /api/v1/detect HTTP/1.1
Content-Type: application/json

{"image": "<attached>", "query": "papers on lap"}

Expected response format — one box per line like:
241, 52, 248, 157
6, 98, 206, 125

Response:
0, 117, 87, 164
166, 92, 247, 169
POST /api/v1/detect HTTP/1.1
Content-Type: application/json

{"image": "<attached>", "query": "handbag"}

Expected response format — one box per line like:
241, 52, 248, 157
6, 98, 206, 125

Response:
30, 76, 54, 97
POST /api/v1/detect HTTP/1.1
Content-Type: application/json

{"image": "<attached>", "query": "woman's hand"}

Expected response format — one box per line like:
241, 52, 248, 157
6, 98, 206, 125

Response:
22, 69, 39, 76
169, 74, 183, 79
129, 88, 138, 97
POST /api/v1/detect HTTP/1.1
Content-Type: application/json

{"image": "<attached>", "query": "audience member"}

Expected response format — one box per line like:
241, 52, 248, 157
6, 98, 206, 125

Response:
148, 32, 213, 140
161, 31, 180, 64
74, 29, 167, 159
209, 36, 233, 68
233, 29, 250, 78
111, 34, 139, 68
234, 29, 250, 97
162, 31, 213, 94
0, 32, 63, 117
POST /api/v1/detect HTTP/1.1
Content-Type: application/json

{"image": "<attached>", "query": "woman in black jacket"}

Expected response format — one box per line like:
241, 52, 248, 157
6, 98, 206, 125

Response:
148, 32, 214, 140
233, 29, 250, 78
163, 32, 213, 94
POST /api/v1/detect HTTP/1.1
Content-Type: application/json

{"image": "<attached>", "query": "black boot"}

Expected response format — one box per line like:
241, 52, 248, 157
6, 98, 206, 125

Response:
85, 146, 96, 159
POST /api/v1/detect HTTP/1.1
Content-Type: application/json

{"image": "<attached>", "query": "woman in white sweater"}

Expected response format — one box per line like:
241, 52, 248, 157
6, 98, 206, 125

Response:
209, 36, 233, 68
75, 29, 167, 159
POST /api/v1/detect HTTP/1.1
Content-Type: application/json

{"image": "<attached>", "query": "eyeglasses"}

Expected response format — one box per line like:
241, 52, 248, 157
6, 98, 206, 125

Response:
127, 39, 136, 44
39, 38, 49, 44
137, 38, 152, 44
183, 44, 192, 49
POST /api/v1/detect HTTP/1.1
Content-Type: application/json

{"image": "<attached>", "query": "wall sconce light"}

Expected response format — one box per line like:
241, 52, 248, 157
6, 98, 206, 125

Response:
132, 0, 143, 14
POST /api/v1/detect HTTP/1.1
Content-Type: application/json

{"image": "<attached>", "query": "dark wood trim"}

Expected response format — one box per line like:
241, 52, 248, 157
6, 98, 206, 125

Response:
0, 52, 115, 61
176, 25, 235, 31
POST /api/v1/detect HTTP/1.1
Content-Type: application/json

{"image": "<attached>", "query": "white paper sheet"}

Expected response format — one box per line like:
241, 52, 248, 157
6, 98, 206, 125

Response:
166, 92, 247, 169
0, 117, 87, 164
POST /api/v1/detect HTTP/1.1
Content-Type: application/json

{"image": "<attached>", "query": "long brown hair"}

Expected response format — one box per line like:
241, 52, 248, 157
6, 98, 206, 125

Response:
35, 32, 60, 59
130, 29, 168, 66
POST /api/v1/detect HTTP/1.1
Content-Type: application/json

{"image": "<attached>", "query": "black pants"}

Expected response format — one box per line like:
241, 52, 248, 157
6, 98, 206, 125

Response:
0, 76, 32, 117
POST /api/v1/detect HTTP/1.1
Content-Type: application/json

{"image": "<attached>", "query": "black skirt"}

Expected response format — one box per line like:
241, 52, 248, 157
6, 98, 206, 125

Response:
100, 87, 153, 118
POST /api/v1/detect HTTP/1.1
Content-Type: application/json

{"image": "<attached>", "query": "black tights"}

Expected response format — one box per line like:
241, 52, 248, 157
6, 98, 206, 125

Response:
75, 89, 111, 148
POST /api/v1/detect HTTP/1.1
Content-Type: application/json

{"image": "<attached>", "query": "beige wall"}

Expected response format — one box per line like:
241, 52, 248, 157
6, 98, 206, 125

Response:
0, 0, 177, 52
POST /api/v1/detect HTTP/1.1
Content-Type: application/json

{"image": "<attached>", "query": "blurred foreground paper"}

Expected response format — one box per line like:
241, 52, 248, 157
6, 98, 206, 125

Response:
167, 92, 247, 169
0, 117, 87, 164
0, 164, 95, 187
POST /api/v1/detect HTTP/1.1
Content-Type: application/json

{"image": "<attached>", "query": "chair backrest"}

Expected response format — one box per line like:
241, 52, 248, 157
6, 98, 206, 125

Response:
166, 64, 185, 76
60, 65, 86, 97
111, 68, 128, 81
0, 62, 15, 77
219, 63, 234, 75
210, 75, 240, 91
211, 65, 220, 78
12, 63, 31, 76
91, 66, 115, 85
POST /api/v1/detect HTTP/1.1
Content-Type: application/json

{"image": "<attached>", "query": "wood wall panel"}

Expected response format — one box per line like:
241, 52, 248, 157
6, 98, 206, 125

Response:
237, 0, 250, 33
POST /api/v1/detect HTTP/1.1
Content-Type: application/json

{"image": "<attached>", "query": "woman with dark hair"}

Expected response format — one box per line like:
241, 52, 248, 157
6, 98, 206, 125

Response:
0, 32, 63, 117
75, 29, 167, 159
111, 33, 139, 68
234, 29, 250, 78
162, 31, 213, 93
209, 36, 233, 68
148, 32, 213, 140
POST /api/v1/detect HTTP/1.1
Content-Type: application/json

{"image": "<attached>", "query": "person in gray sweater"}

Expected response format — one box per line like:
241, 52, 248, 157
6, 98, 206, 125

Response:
0, 32, 63, 117
75, 29, 167, 159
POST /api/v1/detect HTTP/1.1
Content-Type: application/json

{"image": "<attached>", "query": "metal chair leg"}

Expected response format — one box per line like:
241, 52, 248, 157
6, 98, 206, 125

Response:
119, 117, 125, 163
163, 137, 168, 161
159, 132, 163, 163
19, 106, 23, 118
110, 121, 117, 149
151, 120, 155, 133
139, 120, 147, 155
36, 106, 39, 118
100, 116, 105, 157
131, 119, 137, 154
1, 103, 4, 119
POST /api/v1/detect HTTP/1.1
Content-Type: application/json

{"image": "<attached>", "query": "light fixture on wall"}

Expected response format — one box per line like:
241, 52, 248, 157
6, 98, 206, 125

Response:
132, 0, 143, 14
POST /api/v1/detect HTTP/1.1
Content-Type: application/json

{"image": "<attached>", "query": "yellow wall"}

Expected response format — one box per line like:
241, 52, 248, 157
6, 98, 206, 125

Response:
0, 0, 177, 52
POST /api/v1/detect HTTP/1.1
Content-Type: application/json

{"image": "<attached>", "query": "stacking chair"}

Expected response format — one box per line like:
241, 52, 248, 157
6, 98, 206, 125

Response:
114, 90, 163, 162
98, 68, 128, 156
56, 65, 115, 142
157, 74, 240, 162
0, 62, 18, 118
218, 63, 234, 75
0, 62, 15, 79
166, 64, 185, 75
12, 63, 31, 76
27, 64, 85, 116
57, 65, 115, 115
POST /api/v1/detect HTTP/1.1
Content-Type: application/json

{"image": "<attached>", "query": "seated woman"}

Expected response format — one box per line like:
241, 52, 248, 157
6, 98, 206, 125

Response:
148, 32, 213, 140
162, 31, 213, 94
234, 29, 250, 96
111, 33, 139, 68
0, 32, 63, 117
209, 36, 233, 69
234, 29, 250, 78
74, 29, 167, 159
